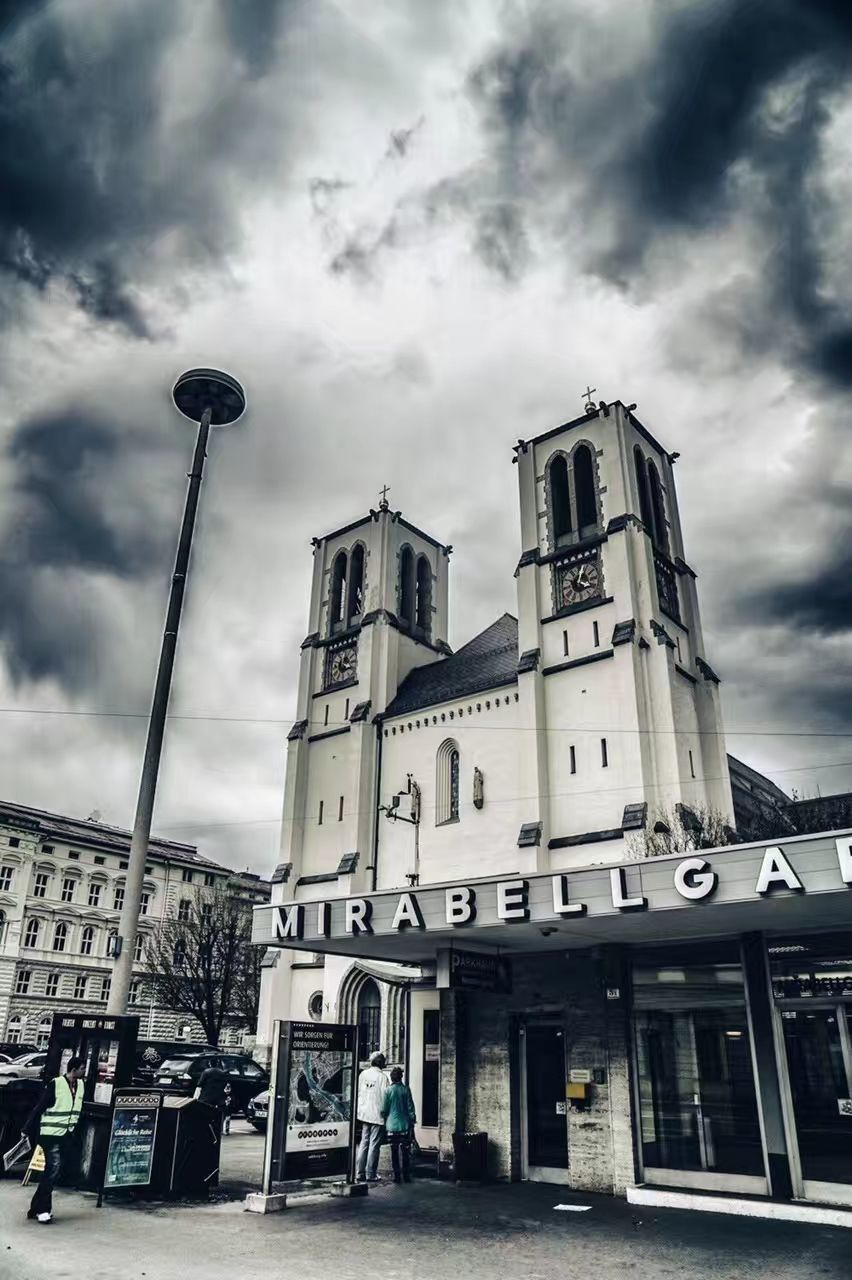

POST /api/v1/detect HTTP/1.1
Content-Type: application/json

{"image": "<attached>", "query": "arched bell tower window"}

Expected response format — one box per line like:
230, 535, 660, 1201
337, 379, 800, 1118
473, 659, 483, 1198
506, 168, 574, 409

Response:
436, 738, 460, 825
548, 454, 572, 546
634, 446, 653, 530
329, 550, 348, 633
415, 555, 432, 637
647, 460, 669, 554
398, 545, 416, 627
347, 544, 365, 622
357, 978, 382, 1059
573, 443, 598, 536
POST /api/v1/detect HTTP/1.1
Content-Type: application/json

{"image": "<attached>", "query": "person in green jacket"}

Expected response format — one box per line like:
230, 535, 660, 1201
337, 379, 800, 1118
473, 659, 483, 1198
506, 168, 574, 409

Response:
382, 1066, 417, 1184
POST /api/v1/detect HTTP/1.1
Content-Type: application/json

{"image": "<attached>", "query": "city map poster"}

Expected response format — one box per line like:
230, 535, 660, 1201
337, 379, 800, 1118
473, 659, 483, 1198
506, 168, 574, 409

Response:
271, 1021, 357, 1181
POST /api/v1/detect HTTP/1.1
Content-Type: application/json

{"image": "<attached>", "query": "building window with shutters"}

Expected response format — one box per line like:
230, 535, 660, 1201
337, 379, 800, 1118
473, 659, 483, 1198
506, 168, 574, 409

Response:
61, 876, 76, 903
23, 918, 40, 949
15, 970, 31, 996
33, 872, 49, 899
80, 925, 96, 956
45, 973, 60, 998
88, 882, 102, 907
178, 898, 191, 922
73, 975, 87, 1001
53, 921, 69, 952
113, 885, 125, 911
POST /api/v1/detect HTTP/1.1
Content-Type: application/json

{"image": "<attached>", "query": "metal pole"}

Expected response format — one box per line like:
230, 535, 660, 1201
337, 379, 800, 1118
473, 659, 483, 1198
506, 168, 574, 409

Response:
108, 407, 212, 1014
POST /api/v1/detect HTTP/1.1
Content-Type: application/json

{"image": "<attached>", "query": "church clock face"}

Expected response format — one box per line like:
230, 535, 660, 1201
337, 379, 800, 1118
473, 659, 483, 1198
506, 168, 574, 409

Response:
326, 641, 357, 688
560, 559, 601, 607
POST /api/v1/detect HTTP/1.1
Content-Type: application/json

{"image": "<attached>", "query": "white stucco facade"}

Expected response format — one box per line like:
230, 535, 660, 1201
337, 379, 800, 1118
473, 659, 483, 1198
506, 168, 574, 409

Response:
257, 399, 733, 1079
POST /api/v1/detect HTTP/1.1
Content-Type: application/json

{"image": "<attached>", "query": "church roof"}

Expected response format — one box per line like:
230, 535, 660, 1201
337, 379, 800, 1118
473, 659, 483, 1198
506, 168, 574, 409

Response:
384, 613, 519, 718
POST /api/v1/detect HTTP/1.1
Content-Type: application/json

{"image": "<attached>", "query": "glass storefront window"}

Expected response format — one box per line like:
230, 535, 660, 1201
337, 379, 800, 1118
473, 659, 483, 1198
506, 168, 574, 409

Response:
770, 933, 852, 1191
633, 960, 764, 1179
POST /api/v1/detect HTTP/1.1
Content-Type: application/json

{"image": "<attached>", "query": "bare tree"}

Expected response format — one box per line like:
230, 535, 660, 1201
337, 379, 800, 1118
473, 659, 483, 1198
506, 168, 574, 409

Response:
627, 805, 740, 859
144, 884, 257, 1046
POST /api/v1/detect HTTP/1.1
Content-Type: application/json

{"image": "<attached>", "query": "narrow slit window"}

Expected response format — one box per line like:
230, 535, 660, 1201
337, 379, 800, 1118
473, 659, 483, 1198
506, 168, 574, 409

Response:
601, 738, 608, 768
338, 796, 344, 822
318, 800, 324, 826
324, 705, 329, 727
563, 630, 569, 657
570, 745, 576, 775
689, 749, 695, 779
593, 621, 600, 648
345, 698, 350, 720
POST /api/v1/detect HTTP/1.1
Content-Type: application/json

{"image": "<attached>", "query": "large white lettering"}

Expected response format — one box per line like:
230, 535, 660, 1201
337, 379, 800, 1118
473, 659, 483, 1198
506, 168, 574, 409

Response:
610, 867, 647, 912
273, 904, 303, 940
755, 847, 804, 896
497, 879, 529, 922
551, 874, 586, 916
345, 898, 373, 934
391, 892, 425, 931
674, 857, 717, 902
316, 901, 331, 937
445, 886, 476, 926
837, 836, 852, 886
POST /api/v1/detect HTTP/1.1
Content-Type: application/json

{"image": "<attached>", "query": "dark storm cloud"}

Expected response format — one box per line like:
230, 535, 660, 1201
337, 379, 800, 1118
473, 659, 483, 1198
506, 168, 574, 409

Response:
0, 0, 296, 337
747, 528, 852, 635
0, 406, 173, 688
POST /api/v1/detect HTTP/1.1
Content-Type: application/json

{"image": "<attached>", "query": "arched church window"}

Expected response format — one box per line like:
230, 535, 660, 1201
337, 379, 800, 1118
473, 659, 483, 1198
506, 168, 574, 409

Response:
573, 444, 598, 536
647, 460, 669, 554
330, 550, 348, 632
415, 555, 431, 636
357, 979, 381, 1059
436, 739, 460, 825
347, 544, 365, 621
398, 546, 415, 627
548, 454, 572, 546
634, 447, 653, 530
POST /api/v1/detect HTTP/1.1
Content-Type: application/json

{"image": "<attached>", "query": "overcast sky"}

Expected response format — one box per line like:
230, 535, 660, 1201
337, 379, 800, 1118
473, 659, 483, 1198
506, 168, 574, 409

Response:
1, 0, 851, 877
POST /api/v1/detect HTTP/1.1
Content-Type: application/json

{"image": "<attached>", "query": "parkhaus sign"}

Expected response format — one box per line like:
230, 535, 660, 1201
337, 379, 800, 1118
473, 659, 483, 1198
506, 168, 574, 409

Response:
253, 834, 852, 948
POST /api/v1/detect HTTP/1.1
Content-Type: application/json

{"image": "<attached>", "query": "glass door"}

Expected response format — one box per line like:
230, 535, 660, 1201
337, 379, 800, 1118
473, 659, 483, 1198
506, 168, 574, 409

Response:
779, 1006, 852, 1203
523, 1023, 569, 1182
633, 958, 767, 1194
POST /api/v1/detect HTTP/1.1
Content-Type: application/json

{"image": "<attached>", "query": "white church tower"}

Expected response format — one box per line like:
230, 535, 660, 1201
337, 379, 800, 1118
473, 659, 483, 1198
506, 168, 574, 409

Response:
513, 397, 733, 866
255, 494, 452, 1057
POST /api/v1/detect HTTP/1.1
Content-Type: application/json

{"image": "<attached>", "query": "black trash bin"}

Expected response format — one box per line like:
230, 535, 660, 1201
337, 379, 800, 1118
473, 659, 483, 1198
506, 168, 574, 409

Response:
452, 1131, 488, 1181
0, 1079, 42, 1175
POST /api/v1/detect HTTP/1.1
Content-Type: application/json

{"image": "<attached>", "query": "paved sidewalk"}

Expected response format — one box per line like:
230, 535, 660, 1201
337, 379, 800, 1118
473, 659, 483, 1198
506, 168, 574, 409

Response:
0, 1172, 848, 1280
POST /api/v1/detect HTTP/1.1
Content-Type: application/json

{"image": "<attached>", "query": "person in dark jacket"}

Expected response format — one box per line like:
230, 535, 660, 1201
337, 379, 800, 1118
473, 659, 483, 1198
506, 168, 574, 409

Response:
195, 1064, 231, 1134
23, 1055, 85, 1224
382, 1066, 417, 1184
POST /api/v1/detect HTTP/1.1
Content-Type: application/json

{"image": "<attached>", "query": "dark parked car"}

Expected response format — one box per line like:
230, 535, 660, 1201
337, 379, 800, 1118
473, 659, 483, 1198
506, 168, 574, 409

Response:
132, 1040, 217, 1085
246, 1090, 269, 1131
156, 1053, 268, 1114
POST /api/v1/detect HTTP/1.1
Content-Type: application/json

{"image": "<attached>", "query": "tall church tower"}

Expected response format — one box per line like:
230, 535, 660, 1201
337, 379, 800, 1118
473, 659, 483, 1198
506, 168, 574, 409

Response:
514, 398, 732, 865
256, 497, 451, 1052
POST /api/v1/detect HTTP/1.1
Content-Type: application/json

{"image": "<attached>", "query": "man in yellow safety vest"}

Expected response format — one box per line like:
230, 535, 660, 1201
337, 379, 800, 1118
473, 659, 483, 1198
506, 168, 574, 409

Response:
23, 1055, 85, 1224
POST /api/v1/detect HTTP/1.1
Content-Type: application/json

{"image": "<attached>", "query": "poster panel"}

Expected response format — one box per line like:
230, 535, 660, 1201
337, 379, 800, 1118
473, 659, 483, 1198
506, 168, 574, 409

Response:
271, 1021, 358, 1182
103, 1093, 160, 1188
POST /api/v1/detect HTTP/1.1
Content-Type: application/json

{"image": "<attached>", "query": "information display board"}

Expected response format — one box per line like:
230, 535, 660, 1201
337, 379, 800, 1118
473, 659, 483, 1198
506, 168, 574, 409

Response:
266, 1021, 358, 1185
103, 1092, 160, 1189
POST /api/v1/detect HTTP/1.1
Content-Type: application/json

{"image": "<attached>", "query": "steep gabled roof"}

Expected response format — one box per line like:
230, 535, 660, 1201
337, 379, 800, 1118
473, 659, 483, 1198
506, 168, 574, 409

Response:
384, 614, 519, 718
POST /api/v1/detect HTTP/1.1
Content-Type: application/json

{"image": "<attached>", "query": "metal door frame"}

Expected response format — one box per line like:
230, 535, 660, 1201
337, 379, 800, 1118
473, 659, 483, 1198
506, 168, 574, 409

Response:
773, 997, 852, 1207
519, 1018, 571, 1185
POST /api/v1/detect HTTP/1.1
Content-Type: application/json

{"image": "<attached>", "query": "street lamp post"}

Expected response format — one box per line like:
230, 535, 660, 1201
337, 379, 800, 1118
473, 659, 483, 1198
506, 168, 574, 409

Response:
107, 369, 246, 1016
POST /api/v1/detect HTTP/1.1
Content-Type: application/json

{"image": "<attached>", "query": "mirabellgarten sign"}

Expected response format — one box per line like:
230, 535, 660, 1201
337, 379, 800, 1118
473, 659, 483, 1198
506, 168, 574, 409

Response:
252, 834, 852, 952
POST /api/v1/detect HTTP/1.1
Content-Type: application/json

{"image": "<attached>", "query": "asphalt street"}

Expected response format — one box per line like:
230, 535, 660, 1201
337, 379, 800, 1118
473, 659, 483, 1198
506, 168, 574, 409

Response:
0, 1123, 848, 1280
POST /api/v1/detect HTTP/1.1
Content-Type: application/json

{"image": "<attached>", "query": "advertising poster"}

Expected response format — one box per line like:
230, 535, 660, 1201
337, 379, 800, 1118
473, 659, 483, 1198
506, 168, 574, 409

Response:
103, 1094, 160, 1188
270, 1021, 357, 1182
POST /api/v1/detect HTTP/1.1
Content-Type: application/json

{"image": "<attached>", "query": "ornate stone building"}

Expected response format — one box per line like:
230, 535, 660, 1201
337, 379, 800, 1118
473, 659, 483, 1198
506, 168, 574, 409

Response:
0, 802, 268, 1050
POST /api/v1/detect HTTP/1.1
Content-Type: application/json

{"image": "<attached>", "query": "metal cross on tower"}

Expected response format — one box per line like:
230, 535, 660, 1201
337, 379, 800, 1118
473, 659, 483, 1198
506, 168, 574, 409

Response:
582, 385, 597, 412
379, 484, 391, 510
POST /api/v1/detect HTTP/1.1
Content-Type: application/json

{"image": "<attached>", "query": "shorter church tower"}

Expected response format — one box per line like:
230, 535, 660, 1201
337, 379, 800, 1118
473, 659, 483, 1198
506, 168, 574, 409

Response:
514, 399, 732, 865
256, 496, 451, 1055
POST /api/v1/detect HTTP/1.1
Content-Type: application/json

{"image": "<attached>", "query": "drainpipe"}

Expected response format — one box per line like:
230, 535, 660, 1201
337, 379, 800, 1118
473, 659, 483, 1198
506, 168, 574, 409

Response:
371, 718, 383, 892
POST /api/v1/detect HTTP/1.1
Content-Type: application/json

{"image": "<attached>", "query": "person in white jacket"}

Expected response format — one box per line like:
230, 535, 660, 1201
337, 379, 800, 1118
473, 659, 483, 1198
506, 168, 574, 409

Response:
355, 1052, 388, 1182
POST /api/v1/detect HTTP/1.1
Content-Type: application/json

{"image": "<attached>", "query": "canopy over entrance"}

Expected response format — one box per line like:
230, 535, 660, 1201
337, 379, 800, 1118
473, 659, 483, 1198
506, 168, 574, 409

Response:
252, 831, 852, 966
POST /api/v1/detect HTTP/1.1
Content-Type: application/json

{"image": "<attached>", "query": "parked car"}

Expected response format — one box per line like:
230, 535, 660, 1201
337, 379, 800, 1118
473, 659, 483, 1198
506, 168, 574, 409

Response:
156, 1053, 268, 1114
0, 1042, 38, 1060
132, 1040, 216, 1086
0, 1051, 48, 1082
246, 1089, 269, 1132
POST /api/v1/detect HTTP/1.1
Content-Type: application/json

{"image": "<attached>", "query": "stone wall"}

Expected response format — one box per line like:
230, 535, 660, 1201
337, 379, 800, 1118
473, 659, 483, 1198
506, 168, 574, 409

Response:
441, 948, 636, 1192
